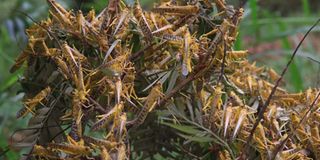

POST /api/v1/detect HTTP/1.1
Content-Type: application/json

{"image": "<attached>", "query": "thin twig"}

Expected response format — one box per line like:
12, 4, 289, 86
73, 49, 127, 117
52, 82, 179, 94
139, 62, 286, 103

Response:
217, 40, 227, 84
15, 86, 65, 159
0, 147, 10, 158
129, 42, 158, 61
16, 11, 63, 48
242, 18, 320, 157
89, 96, 107, 113
168, 105, 235, 159
271, 90, 320, 160
158, 61, 210, 106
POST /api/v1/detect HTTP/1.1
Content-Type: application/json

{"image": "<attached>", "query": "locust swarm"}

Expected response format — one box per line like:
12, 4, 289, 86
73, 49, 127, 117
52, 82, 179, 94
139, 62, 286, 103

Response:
10, 0, 320, 159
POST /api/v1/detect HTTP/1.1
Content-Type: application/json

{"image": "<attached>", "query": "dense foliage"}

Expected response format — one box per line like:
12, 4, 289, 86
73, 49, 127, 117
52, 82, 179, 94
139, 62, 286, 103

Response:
9, 0, 320, 159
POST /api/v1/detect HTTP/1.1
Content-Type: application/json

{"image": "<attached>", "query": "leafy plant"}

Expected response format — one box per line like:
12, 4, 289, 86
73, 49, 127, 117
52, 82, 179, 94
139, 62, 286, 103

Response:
5, 0, 320, 159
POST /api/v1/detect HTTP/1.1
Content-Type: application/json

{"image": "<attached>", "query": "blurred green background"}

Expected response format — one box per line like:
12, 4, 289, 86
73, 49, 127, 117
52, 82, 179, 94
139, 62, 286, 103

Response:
0, 0, 319, 158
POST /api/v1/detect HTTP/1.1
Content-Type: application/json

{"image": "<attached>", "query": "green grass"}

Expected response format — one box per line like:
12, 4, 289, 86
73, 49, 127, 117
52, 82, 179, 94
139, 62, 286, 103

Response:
248, 0, 259, 42
279, 21, 304, 92
240, 0, 319, 92
301, 0, 311, 16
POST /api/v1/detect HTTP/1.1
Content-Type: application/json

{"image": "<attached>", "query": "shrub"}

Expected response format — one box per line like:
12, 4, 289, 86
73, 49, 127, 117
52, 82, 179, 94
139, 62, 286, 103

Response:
11, 0, 320, 159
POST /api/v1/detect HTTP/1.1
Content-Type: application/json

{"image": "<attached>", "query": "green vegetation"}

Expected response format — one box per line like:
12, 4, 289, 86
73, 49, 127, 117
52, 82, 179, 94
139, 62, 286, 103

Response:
0, 0, 319, 159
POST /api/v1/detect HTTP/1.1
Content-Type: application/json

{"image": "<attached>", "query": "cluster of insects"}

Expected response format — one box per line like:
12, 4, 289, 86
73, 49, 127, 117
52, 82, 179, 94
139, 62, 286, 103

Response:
10, 0, 320, 159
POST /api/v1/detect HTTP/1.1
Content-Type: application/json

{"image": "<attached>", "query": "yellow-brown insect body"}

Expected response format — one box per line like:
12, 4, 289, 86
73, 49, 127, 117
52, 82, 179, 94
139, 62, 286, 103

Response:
73, 61, 89, 105
228, 50, 248, 59
47, 0, 72, 28
76, 10, 86, 36
106, 53, 129, 75
290, 113, 309, 144
115, 76, 122, 104
252, 123, 270, 157
16, 87, 51, 118
312, 145, 320, 160
32, 145, 56, 157
145, 83, 163, 112
229, 91, 243, 106
69, 120, 82, 142
218, 150, 232, 160
10, 51, 30, 73
13, 0, 320, 159
106, 104, 128, 142
182, 29, 192, 76
92, 102, 124, 131
152, 24, 173, 37
153, 5, 200, 14
120, 112, 127, 131
117, 143, 127, 160
223, 107, 232, 137
133, 0, 153, 43
268, 68, 281, 82
310, 121, 319, 136
61, 43, 79, 69
99, 7, 109, 33
101, 147, 112, 160
48, 143, 91, 155
53, 56, 71, 79
232, 108, 248, 139
32, 145, 53, 156
113, 10, 129, 36
70, 69, 88, 133
132, 83, 163, 127
10, 34, 48, 73
83, 136, 118, 149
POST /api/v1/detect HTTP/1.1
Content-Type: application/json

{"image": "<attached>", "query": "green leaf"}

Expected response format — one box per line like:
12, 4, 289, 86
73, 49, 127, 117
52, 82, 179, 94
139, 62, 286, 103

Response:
101, 68, 119, 77
301, 0, 311, 16
142, 71, 169, 92
165, 68, 178, 94
248, 0, 259, 40
161, 121, 200, 135
279, 22, 303, 92
177, 133, 213, 143
0, 71, 20, 92
159, 70, 172, 84
173, 98, 187, 117
234, 31, 242, 50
